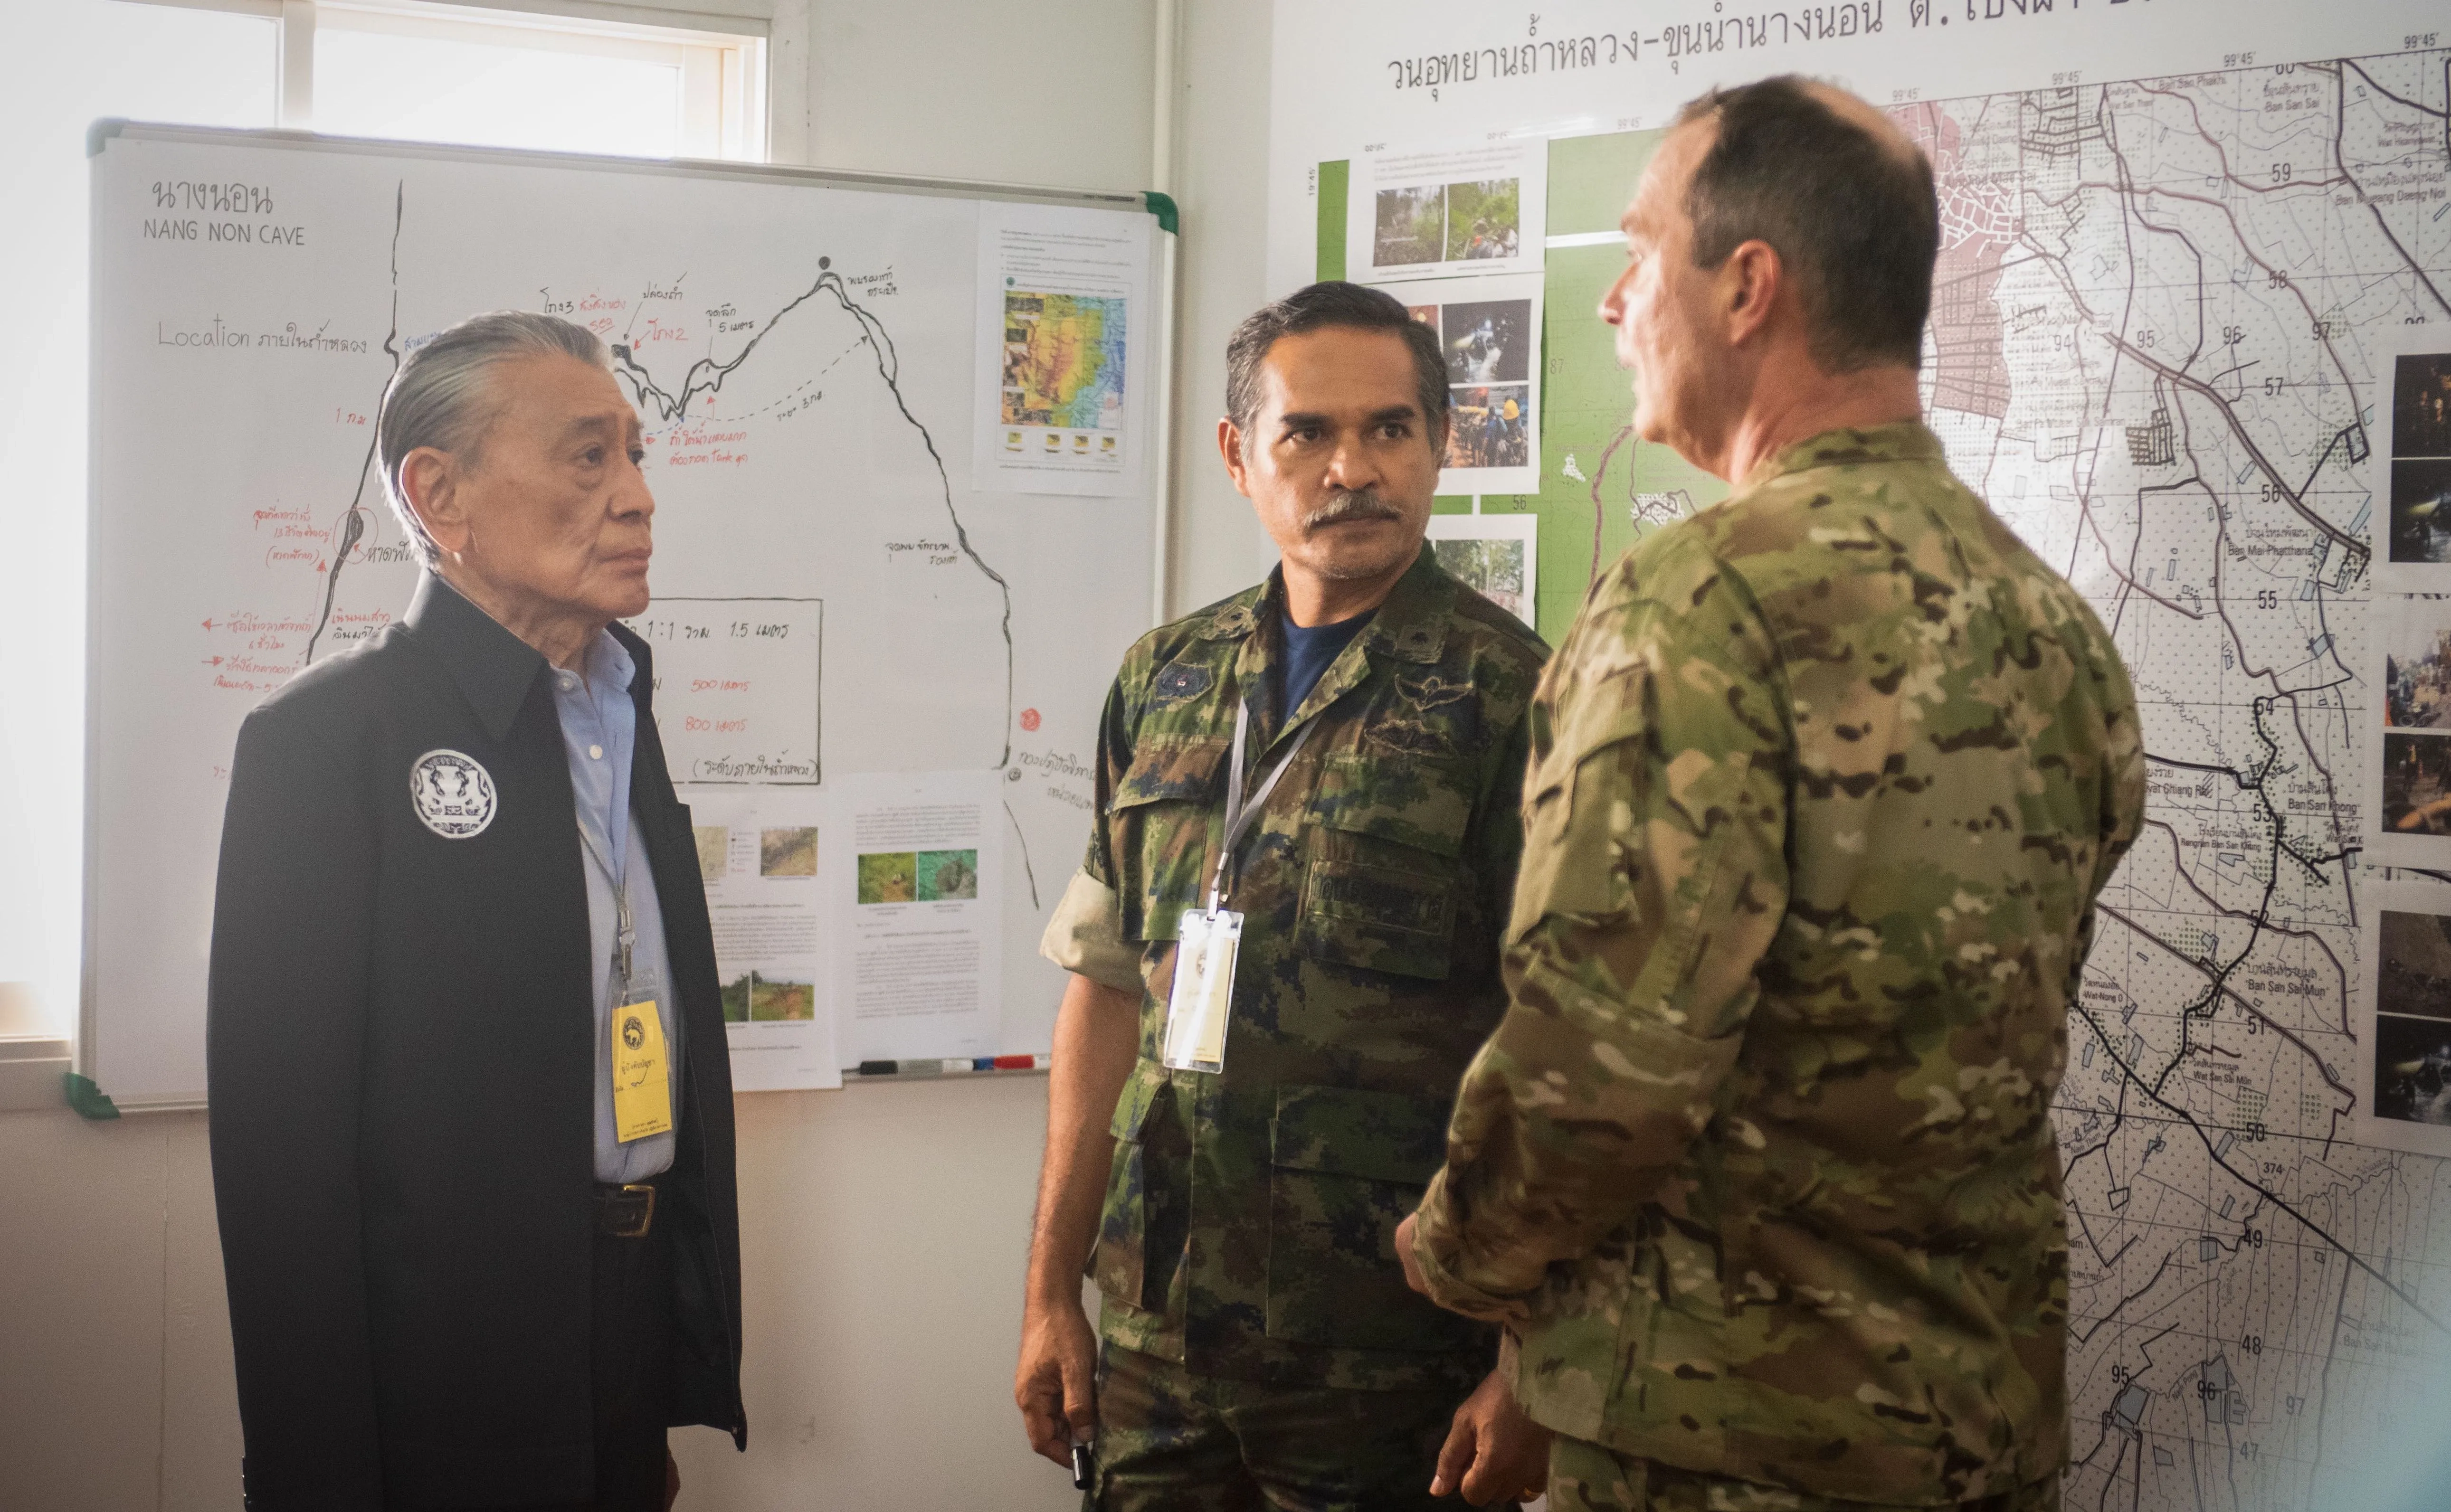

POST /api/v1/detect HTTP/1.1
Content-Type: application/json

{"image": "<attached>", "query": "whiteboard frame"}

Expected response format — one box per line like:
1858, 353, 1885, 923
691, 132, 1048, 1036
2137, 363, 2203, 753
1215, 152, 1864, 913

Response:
81, 120, 1181, 1112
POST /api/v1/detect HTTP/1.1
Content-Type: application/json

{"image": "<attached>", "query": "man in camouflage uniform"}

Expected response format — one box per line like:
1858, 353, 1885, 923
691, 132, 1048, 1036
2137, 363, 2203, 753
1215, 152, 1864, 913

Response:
1016, 282, 1553, 1508
1397, 78, 2147, 1512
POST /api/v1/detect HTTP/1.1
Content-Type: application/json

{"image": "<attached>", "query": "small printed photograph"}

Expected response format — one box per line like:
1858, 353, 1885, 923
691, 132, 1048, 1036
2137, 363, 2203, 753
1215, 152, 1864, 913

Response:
916, 848, 980, 901
759, 826, 818, 877
2387, 457, 2451, 564
2379, 911, 2451, 1021
2394, 352, 2451, 459
1442, 178, 1521, 261
1406, 302, 1439, 331
1432, 537, 1528, 621
1447, 385, 1531, 469
2373, 1011, 2451, 1126
748, 972, 816, 1022
693, 825, 729, 881
2382, 731, 2451, 836
2387, 609, 2451, 729
856, 850, 917, 904
1440, 300, 1532, 385
721, 972, 751, 1023
1373, 184, 1446, 267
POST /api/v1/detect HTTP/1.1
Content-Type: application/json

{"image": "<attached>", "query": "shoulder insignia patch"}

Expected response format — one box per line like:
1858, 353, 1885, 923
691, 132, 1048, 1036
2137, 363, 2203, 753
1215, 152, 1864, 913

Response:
1391, 623, 1441, 662
1151, 662, 1216, 707
1202, 602, 1259, 639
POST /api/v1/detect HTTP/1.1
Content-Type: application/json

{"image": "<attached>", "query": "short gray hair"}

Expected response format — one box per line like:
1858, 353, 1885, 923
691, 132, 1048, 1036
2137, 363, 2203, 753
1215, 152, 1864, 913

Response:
1674, 77, 1937, 373
1224, 281, 1448, 453
376, 310, 609, 566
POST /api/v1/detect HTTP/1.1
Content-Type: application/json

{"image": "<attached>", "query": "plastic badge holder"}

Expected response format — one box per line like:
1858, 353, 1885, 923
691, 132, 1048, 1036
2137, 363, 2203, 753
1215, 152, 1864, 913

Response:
1161, 908, 1241, 1074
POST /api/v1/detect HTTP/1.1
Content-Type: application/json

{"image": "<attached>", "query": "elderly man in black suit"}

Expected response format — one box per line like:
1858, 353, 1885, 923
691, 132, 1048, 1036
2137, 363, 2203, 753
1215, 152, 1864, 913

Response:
208, 311, 744, 1512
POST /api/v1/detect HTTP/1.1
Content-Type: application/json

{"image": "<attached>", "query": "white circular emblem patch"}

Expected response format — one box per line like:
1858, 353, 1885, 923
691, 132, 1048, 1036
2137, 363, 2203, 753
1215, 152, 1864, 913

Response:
409, 749, 497, 839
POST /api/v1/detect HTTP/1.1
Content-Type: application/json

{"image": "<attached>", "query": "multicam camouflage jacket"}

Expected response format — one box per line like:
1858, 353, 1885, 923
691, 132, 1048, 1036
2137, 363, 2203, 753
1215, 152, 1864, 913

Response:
1044, 547, 1548, 1390
1409, 425, 2146, 1501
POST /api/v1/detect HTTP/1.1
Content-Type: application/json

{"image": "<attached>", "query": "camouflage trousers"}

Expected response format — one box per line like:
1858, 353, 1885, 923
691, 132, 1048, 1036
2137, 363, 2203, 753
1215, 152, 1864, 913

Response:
1086, 1342, 1515, 1512
1546, 1438, 2061, 1512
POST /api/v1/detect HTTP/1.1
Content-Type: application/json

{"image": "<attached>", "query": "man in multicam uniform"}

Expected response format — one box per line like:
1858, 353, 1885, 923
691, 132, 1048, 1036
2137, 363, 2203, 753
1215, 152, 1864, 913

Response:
1016, 281, 1554, 1509
1396, 77, 2147, 1512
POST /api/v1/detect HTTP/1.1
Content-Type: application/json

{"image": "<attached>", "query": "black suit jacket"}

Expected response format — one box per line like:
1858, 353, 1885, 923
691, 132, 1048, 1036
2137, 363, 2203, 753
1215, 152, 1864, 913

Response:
207, 576, 745, 1511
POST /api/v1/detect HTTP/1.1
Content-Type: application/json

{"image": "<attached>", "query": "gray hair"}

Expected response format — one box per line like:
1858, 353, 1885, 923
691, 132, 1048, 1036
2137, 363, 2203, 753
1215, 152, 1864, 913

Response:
1224, 281, 1449, 454
1674, 76, 1938, 373
375, 310, 610, 566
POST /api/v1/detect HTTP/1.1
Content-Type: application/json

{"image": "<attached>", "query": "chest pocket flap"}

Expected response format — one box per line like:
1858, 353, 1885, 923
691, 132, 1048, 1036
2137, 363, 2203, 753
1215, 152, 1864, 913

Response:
1109, 736, 1229, 944
1311, 752, 1472, 858
1298, 753, 1474, 979
1112, 735, 1230, 810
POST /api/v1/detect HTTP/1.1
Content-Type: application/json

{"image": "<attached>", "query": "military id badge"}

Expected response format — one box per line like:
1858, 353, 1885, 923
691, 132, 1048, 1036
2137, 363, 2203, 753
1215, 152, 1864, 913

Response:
1161, 908, 1241, 1073
610, 979, 674, 1143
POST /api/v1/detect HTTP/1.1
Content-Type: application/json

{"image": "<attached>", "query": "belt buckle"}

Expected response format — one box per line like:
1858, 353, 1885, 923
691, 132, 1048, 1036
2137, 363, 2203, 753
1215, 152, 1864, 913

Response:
607, 1182, 656, 1239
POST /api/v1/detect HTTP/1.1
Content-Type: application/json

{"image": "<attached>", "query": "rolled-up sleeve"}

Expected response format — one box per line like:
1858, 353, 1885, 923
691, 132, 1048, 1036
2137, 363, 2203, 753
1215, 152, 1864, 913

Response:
1039, 868, 1141, 992
1410, 570, 1791, 1323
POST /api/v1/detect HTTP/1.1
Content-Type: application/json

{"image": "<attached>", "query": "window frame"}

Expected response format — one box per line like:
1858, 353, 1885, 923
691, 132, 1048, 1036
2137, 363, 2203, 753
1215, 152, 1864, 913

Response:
119, 0, 769, 161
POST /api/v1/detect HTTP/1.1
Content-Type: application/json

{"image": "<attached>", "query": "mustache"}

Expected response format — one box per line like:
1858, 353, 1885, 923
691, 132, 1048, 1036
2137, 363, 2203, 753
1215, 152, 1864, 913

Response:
1301, 490, 1404, 531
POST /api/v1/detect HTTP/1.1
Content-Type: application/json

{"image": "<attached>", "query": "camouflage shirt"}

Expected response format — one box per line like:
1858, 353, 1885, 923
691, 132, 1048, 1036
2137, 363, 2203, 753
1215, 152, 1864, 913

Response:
1047, 547, 1549, 1390
1408, 425, 2146, 1500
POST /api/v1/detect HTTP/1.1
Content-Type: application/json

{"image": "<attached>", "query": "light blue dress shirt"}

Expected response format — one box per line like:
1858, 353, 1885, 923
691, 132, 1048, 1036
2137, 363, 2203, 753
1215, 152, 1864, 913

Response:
552, 631, 682, 1184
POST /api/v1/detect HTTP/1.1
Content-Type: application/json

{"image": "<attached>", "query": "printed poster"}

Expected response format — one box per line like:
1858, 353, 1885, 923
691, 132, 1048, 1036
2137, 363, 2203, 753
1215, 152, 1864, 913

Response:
973, 200, 1154, 496
1426, 511, 1538, 631
2366, 593, 2451, 869
831, 770, 1005, 1063
2370, 324, 2451, 596
686, 788, 839, 1091
2357, 879, 2451, 1160
1399, 271, 1544, 495
1345, 136, 1547, 285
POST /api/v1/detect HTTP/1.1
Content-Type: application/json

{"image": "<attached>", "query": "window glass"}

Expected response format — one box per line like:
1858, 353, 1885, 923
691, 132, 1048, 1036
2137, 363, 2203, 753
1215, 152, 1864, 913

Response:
87, 1, 279, 129
0, 0, 279, 1024
314, 27, 684, 158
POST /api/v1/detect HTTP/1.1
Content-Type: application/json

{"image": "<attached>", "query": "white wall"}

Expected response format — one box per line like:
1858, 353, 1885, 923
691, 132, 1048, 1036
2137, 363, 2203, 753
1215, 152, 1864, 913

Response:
1167, 0, 1283, 612
0, 1, 1276, 1507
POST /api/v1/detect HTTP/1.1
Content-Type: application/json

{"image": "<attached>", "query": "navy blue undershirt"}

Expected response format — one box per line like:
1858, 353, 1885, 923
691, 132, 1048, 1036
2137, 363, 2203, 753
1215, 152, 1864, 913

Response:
1276, 604, 1375, 717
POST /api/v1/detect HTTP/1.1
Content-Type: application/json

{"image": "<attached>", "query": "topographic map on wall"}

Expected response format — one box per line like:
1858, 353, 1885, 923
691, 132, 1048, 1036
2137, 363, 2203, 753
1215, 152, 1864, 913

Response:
1277, 2, 2451, 1506
1001, 291, 1128, 431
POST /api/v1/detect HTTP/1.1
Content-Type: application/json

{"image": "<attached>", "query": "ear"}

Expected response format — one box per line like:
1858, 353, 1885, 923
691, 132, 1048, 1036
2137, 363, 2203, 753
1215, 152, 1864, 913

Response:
1216, 416, 1255, 499
1719, 238, 1784, 349
399, 447, 471, 557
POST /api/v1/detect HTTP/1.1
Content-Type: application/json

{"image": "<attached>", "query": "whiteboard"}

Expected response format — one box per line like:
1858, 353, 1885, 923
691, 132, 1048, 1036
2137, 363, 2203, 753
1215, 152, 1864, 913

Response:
1270, 2, 2451, 1508
85, 123, 1168, 1109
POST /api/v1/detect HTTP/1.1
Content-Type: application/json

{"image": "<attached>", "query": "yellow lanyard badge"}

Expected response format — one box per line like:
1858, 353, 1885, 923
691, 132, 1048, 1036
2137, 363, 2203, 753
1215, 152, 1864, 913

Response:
611, 998, 674, 1143
585, 814, 672, 1145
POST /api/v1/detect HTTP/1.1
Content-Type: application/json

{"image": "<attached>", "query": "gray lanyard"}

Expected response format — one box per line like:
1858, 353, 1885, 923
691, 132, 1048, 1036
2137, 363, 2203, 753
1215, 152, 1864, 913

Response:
568, 673, 640, 988
1205, 699, 1317, 916
575, 821, 638, 989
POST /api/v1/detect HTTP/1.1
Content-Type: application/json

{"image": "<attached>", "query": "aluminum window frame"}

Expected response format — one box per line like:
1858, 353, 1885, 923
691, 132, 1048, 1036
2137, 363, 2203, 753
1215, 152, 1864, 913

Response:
115, 0, 769, 160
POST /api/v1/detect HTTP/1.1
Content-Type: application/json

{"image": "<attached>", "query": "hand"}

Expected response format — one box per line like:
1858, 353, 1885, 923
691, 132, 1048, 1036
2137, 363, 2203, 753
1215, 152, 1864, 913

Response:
1396, 1212, 1431, 1296
1015, 1292, 1100, 1467
663, 1447, 680, 1511
1431, 1367, 1551, 1505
